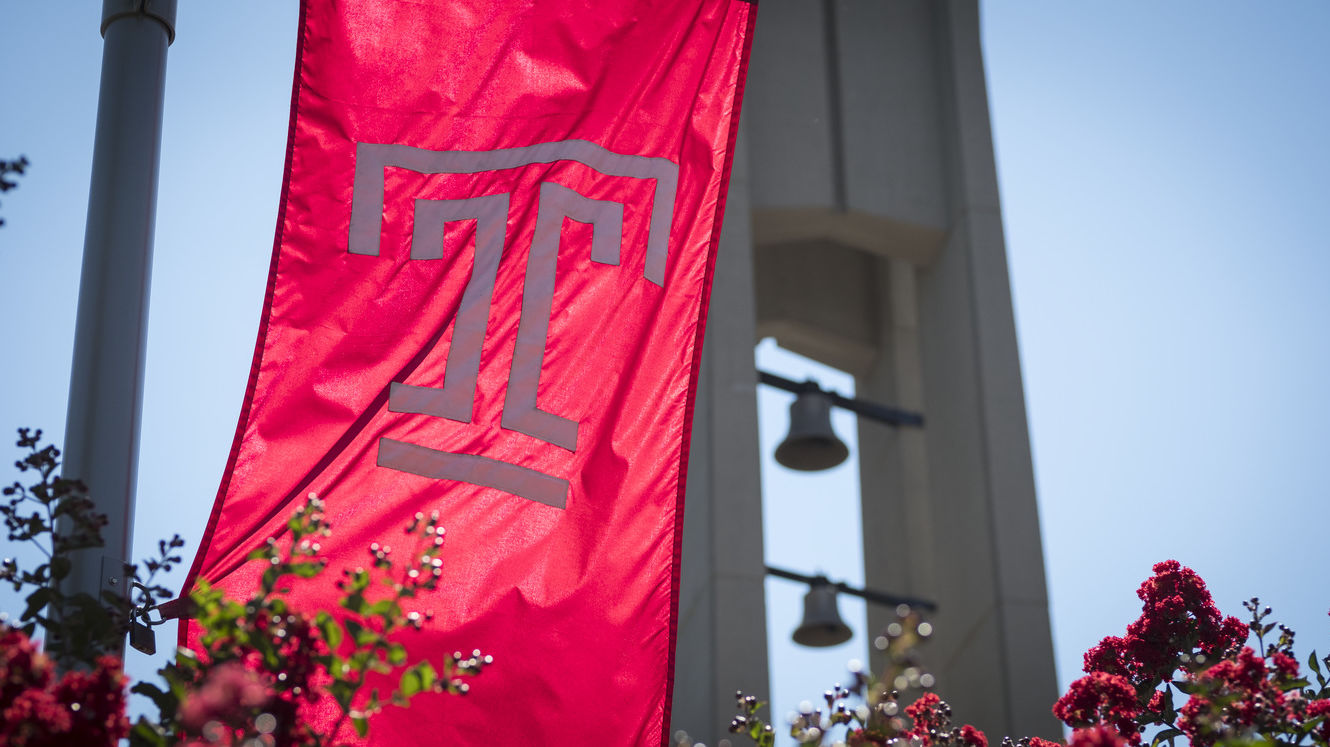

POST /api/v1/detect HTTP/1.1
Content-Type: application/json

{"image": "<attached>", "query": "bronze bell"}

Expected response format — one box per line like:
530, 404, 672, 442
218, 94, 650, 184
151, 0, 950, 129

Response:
774, 388, 849, 471
792, 578, 853, 647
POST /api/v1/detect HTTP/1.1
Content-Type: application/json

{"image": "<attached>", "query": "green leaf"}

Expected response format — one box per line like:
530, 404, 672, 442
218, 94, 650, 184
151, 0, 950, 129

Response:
1143, 728, 1186, 744
1281, 677, 1310, 692
1310, 650, 1322, 676
345, 618, 365, 642
22, 586, 53, 620
1150, 728, 1183, 747
1172, 680, 1197, 695
415, 661, 438, 691
399, 661, 438, 698
400, 668, 422, 697
353, 715, 370, 738
48, 555, 70, 581
128, 717, 169, 747
330, 678, 357, 711
387, 643, 407, 666
289, 561, 322, 579
368, 599, 400, 619
344, 618, 378, 646
316, 611, 343, 649
130, 681, 177, 715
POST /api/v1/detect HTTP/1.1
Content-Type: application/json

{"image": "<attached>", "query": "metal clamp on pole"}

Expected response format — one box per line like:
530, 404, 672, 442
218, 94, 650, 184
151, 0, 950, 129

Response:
102, 0, 177, 43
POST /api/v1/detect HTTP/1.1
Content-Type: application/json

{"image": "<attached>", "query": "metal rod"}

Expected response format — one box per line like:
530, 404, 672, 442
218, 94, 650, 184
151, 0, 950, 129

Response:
765, 565, 938, 612
757, 370, 924, 427
61, 0, 177, 654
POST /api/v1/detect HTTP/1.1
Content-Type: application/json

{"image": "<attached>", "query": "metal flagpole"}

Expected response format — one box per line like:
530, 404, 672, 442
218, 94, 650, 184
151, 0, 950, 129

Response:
61, 0, 177, 649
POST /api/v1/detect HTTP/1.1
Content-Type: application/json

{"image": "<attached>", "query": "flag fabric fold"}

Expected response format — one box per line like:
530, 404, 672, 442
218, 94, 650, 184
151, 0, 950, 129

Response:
181, 0, 756, 743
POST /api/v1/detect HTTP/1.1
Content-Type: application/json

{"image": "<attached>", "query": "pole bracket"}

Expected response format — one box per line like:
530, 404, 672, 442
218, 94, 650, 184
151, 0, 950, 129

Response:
101, 0, 177, 44
99, 555, 131, 601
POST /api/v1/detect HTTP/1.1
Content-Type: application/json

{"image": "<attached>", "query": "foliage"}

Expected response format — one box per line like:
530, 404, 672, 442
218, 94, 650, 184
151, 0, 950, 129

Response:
1060, 561, 1330, 747
0, 624, 130, 746
723, 606, 985, 747
724, 561, 1330, 747
2, 427, 179, 669
1, 429, 488, 746
0, 155, 28, 227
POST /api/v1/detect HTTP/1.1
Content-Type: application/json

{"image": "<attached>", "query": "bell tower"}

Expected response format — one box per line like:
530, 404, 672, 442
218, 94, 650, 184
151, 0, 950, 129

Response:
672, 0, 1060, 742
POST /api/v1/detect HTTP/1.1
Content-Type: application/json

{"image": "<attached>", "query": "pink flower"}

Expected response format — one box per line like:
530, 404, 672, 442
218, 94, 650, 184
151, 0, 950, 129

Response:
180, 661, 274, 730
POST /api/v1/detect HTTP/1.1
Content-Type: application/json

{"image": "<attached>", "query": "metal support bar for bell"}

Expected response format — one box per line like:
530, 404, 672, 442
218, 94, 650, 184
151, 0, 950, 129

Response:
766, 565, 938, 613
758, 370, 924, 471
758, 371, 924, 428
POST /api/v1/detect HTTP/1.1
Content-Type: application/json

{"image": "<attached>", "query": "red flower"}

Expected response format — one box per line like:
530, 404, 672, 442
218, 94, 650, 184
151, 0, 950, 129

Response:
905, 693, 947, 744
1270, 651, 1299, 680
1029, 739, 1063, 747
1068, 726, 1127, 747
1177, 647, 1301, 746
0, 626, 54, 704
0, 626, 128, 746
1084, 562, 1248, 690
958, 724, 987, 747
1, 689, 72, 745
1308, 700, 1330, 742
1145, 690, 1166, 715
50, 656, 129, 745
1083, 636, 1130, 677
1053, 672, 1141, 745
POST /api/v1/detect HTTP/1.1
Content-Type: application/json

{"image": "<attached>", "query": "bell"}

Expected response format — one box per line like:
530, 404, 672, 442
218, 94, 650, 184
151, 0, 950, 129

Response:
774, 388, 849, 471
792, 579, 853, 647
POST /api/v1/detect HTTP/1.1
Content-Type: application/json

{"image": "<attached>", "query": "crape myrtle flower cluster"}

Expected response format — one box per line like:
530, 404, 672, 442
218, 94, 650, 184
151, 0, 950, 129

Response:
1, 430, 489, 747
1057, 560, 1330, 747
0, 626, 129, 746
135, 495, 492, 746
723, 560, 1330, 747
722, 605, 987, 747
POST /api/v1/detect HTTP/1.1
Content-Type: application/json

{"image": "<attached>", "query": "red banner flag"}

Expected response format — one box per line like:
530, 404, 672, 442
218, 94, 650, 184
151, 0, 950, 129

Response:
181, 0, 755, 744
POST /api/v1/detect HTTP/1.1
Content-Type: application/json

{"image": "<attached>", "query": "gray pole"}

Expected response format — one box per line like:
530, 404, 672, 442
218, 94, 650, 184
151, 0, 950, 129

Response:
62, 0, 177, 634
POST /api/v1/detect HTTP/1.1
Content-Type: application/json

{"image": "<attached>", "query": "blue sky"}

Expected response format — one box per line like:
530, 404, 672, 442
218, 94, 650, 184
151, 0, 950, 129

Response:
3, 2, 1329, 744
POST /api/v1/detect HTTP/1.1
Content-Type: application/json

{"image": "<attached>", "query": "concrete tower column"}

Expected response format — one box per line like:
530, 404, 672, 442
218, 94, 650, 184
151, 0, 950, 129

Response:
746, 0, 1060, 739
671, 128, 771, 741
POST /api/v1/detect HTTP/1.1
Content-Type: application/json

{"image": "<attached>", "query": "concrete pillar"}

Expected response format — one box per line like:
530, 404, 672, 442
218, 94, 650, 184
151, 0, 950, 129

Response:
743, 0, 1060, 738
671, 129, 771, 742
